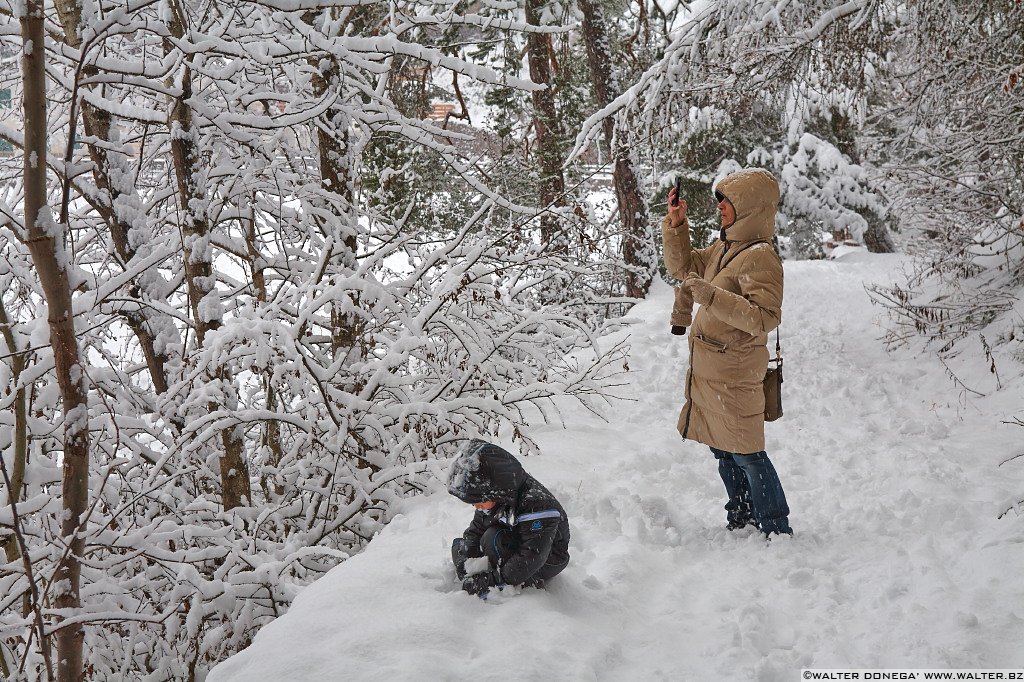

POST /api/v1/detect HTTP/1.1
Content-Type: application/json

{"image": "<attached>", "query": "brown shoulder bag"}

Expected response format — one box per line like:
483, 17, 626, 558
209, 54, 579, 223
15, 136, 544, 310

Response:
763, 330, 783, 422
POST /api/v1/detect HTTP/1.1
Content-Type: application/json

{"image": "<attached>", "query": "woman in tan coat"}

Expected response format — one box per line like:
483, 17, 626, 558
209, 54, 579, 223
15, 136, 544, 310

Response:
662, 167, 792, 537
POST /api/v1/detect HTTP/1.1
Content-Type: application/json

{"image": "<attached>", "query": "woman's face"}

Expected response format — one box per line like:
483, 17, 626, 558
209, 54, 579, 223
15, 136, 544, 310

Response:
473, 500, 497, 511
717, 197, 736, 228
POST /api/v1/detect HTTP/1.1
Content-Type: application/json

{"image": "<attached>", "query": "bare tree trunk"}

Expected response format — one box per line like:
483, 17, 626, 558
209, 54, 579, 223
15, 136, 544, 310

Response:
578, 0, 653, 297
0, 302, 29, 620
166, 0, 251, 510
82, 98, 176, 390
862, 220, 896, 253
304, 19, 373, 488
52, 0, 175, 395
166, 50, 211, 350
829, 108, 895, 254
0, 300, 34, 631
242, 200, 286, 499
525, 0, 567, 252
22, 0, 87, 677
309, 48, 364, 364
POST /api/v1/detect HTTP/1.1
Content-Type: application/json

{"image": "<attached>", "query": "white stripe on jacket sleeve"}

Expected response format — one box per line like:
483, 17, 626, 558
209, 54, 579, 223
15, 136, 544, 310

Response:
516, 510, 561, 523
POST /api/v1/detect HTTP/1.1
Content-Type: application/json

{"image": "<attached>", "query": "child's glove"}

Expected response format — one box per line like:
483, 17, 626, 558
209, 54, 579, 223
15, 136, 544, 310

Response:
462, 570, 500, 595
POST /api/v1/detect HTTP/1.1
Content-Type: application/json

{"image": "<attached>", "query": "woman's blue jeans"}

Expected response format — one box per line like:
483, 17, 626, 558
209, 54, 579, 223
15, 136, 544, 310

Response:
711, 447, 792, 535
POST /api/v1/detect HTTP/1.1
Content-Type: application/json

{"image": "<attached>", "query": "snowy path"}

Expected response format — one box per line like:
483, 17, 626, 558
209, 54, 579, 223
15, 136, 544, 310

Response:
210, 254, 1024, 682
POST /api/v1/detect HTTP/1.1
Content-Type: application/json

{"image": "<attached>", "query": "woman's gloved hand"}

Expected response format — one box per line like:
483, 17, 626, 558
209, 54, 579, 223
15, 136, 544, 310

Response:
683, 274, 717, 307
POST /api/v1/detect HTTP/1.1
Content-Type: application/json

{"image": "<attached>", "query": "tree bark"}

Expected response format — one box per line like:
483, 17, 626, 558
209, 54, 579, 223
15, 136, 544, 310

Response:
829, 108, 895, 254
242, 201, 286, 499
0, 301, 31, 626
862, 222, 896, 253
308, 46, 364, 364
525, 0, 567, 252
52, 0, 175, 395
22, 0, 88, 677
578, 0, 653, 297
0, 304, 28, 563
166, 0, 251, 510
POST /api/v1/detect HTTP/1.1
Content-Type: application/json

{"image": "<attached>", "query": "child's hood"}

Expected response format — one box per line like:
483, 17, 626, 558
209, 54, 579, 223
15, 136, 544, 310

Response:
446, 439, 527, 505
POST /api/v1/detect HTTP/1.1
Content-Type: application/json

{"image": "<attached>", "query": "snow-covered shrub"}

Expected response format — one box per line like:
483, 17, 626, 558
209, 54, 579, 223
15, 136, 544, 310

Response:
862, 2, 1023, 360
0, 1, 629, 678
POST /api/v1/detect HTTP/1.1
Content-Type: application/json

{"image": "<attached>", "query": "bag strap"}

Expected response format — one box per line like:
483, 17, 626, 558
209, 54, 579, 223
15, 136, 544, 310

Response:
719, 238, 784, 365
772, 326, 782, 368
770, 236, 783, 367
715, 238, 768, 274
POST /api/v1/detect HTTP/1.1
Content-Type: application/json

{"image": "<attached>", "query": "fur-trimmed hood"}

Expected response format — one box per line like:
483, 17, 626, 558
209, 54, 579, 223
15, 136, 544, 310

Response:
714, 168, 780, 243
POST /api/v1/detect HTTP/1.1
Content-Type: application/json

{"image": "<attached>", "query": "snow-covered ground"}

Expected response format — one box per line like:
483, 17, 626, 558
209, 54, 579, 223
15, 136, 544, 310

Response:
209, 253, 1024, 682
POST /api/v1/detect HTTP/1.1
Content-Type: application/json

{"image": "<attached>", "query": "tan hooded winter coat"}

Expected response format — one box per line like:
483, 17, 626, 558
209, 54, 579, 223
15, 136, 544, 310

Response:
662, 168, 783, 454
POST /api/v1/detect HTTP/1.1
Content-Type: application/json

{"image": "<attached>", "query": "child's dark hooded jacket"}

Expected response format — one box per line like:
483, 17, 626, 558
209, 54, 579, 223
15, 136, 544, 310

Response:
447, 440, 570, 585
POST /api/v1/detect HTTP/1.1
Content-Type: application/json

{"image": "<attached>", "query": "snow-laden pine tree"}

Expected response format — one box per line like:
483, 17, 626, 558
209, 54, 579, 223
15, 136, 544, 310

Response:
773, 129, 887, 261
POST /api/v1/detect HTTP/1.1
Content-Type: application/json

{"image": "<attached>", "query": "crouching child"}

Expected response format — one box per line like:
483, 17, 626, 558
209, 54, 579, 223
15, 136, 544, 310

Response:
447, 440, 570, 596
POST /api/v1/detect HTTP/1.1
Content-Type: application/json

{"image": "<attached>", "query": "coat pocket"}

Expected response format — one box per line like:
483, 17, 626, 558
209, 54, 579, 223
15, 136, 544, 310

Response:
691, 336, 747, 387
693, 334, 728, 353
